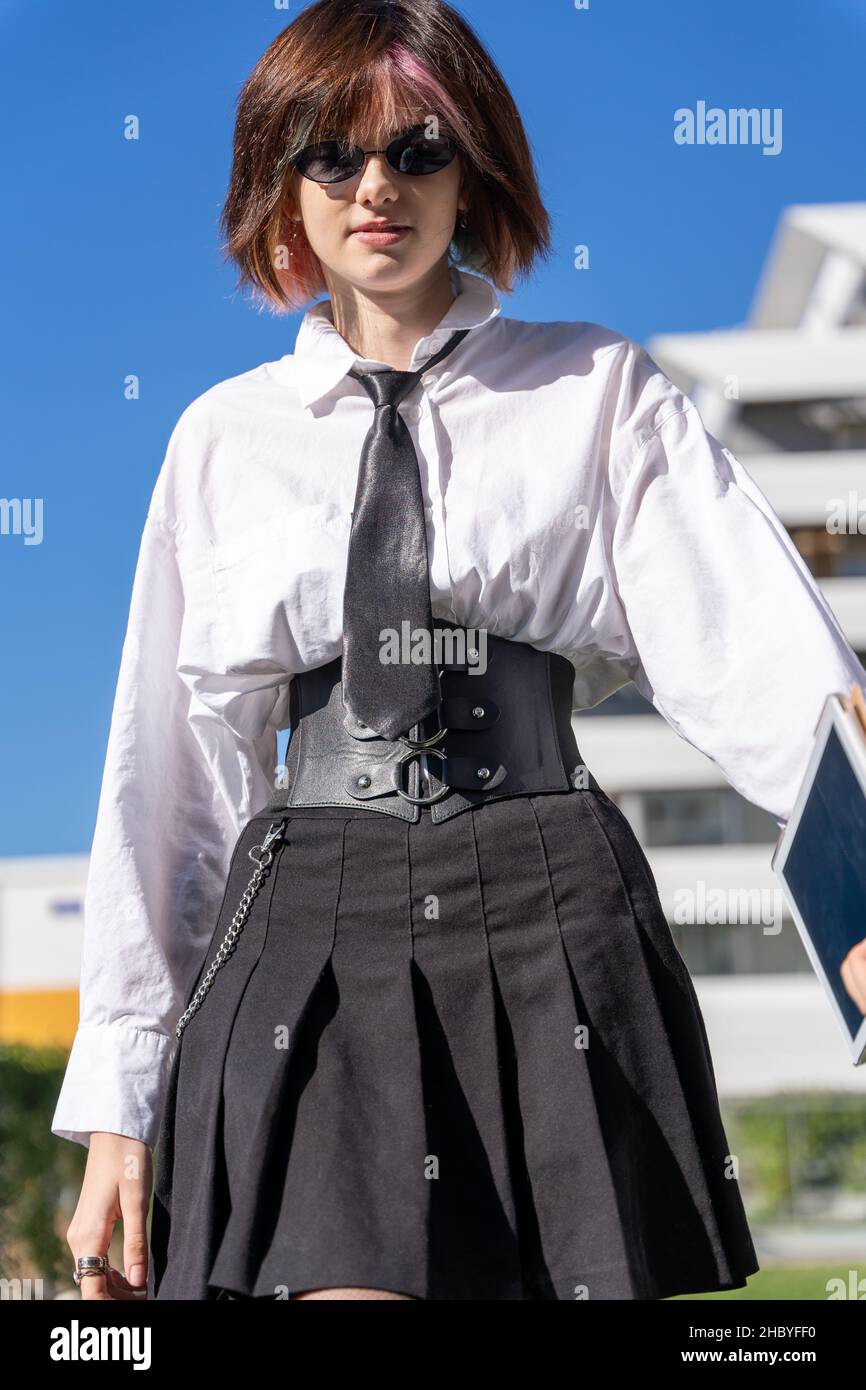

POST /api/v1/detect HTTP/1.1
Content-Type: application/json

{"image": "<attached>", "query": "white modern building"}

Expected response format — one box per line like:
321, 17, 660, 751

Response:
574, 201, 866, 1095
0, 853, 88, 1050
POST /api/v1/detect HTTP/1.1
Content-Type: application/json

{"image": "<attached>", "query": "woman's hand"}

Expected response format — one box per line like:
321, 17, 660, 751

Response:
841, 937, 866, 1015
775, 825, 866, 1018
66, 1132, 153, 1300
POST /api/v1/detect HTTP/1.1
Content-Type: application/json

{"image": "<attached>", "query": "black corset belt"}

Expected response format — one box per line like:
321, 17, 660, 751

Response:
264, 624, 598, 824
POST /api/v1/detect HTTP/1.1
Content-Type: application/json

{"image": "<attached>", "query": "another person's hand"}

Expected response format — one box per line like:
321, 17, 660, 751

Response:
66, 1132, 153, 1299
841, 937, 866, 1015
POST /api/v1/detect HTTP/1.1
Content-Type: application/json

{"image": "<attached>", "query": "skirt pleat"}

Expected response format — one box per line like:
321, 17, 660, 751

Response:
150, 787, 759, 1301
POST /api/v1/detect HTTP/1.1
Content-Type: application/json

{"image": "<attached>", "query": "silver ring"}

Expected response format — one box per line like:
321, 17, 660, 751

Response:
392, 746, 451, 804
72, 1254, 111, 1286
397, 724, 449, 752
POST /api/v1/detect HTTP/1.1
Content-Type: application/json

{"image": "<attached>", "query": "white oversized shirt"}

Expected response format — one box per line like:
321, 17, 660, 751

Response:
51, 266, 866, 1149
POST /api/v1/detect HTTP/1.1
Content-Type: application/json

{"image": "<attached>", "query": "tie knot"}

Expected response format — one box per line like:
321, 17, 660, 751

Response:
348, 366, 419, 410
347, 327, 470, 410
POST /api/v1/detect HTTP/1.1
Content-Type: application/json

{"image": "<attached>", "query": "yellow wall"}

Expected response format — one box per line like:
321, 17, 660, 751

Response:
0, 991, 78, 1049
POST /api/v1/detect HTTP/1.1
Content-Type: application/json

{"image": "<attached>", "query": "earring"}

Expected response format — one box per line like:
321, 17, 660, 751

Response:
458, 210, 469, 231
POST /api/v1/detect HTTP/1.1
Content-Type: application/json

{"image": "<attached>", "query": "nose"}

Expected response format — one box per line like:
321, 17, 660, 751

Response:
354, 152, 399, 206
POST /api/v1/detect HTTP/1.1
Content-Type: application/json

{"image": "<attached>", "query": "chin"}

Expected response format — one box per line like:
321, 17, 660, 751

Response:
349, 254, 426, 288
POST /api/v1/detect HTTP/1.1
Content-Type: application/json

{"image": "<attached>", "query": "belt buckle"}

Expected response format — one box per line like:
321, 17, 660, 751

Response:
394, 709, 450, 804
393, 744, 451, 804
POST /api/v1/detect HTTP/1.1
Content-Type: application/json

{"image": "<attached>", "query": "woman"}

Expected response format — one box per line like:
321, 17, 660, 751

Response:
53, 0, 866, 1301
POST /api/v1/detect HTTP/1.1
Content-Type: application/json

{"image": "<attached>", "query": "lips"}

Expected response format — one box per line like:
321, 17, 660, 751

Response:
351, 222, 411, 233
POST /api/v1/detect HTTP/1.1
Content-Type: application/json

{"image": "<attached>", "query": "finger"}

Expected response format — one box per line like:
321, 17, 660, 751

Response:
843, 941, 866, 1012
76, 1267, 142, 1302
78, 1273, 113, 1301
119, 1151, 152, 1295
105, 1265, 148, 1301
841, 951, 866, 1014
69, 1213, 116, 1302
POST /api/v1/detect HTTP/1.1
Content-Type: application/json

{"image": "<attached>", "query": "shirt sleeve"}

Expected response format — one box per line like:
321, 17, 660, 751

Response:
606, 341, 866, 829
50, 495, 278, 1151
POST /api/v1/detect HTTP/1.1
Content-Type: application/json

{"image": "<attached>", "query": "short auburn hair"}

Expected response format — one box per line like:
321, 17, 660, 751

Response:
220, 0, 552, 311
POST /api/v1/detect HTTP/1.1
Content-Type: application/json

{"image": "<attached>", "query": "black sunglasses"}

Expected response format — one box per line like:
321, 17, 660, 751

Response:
293, 124, 458, 184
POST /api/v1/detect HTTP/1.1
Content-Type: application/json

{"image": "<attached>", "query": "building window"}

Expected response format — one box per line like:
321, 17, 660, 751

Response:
789, 526, 866, 579
636, 787, 778, 847
736, 398, 866, 452
675, 919, 813, 975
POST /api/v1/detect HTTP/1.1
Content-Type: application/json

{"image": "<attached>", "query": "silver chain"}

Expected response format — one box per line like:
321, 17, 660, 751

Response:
174, 818, 289, 1042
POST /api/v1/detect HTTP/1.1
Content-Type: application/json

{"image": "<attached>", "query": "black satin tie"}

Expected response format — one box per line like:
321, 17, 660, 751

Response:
342, 327, 470, 741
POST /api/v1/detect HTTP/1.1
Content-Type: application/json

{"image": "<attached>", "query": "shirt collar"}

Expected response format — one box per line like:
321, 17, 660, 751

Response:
290, 267, 501, 409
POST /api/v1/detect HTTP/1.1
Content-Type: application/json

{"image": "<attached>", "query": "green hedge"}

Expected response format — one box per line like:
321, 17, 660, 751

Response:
0, 1043, 88, 1295
722, 1093, 866, 1222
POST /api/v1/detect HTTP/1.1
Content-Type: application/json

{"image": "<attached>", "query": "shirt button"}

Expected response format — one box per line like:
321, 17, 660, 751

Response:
421, 372, 437, 388
405, 404, 422, 421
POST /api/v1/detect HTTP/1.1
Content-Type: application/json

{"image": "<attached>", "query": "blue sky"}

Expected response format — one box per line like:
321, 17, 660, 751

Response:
1, 0, 862, 855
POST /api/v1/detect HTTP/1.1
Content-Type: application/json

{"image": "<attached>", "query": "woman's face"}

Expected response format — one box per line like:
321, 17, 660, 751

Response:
292, 123, 467, 297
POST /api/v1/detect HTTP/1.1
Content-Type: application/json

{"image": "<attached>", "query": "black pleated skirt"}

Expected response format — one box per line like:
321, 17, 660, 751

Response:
149, 785, 760, 1301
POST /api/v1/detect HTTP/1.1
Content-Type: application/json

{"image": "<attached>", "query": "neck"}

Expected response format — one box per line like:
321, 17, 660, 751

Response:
324, 259, 456, 370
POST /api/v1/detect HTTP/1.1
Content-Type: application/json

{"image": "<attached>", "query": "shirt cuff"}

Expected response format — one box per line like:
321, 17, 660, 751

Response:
50, 1020, 176, 1151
